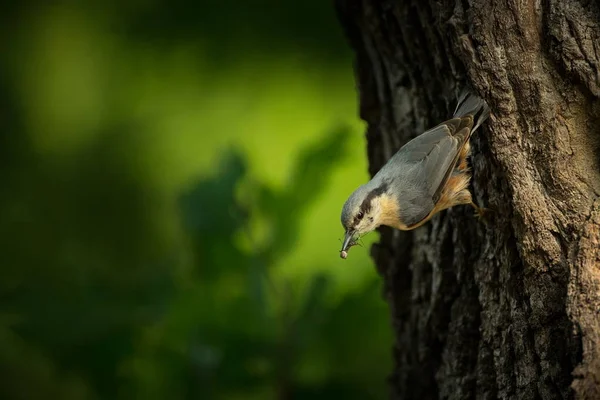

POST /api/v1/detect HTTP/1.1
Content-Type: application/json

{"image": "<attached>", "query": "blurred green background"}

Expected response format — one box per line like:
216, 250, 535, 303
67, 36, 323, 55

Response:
0, 1, 392, 399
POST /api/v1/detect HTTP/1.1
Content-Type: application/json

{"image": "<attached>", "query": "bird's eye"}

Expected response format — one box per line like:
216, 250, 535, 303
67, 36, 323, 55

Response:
357, 211, 364, 220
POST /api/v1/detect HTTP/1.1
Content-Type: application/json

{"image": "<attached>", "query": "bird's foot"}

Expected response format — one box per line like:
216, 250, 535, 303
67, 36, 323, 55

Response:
470, 202, 494, 222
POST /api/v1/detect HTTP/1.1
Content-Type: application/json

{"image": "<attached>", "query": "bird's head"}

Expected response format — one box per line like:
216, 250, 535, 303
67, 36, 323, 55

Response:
340, 182, 394, 257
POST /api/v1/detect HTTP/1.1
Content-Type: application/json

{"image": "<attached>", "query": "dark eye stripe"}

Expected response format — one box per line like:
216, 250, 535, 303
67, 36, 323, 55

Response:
358, 182, 389, 216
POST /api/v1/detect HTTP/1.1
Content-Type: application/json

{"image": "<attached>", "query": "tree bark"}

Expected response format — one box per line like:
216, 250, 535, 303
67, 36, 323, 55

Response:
335, 1, 600, 399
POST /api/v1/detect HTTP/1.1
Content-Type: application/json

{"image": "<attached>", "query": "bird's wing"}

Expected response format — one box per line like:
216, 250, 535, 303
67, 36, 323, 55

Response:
391, 117, 472, 204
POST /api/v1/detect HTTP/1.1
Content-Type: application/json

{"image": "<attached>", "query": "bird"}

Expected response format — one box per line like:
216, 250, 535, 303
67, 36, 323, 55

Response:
339, 90, 491, 259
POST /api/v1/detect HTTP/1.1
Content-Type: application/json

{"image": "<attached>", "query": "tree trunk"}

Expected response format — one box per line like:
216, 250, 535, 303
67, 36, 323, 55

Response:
335, 1, 600, 399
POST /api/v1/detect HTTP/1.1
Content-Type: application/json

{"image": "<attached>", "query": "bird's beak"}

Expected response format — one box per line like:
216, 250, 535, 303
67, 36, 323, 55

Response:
341, 229, 356, 252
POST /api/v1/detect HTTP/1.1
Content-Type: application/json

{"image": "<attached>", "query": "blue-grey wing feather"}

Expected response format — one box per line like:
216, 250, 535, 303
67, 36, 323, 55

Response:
367, 91, 489, 228
370, 124, 464, 227
380, 124, 461, 198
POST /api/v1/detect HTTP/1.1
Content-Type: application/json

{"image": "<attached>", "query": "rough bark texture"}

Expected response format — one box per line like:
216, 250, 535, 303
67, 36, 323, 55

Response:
335, 1, 600, 399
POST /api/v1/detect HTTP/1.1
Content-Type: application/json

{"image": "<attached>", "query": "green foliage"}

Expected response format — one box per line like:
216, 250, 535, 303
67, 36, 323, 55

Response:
122, 128, 390, 399
0, 123, 391, 400
0, 1, 392, 399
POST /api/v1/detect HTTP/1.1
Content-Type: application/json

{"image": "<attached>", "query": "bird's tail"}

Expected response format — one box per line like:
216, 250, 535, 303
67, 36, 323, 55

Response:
453, 90, 490, 132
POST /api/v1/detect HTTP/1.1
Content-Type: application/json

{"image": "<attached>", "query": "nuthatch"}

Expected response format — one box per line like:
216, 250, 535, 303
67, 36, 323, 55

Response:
340, 91, 490, 259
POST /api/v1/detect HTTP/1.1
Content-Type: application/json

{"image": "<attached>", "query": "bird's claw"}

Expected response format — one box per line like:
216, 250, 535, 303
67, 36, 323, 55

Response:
474, 206, 494, 222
